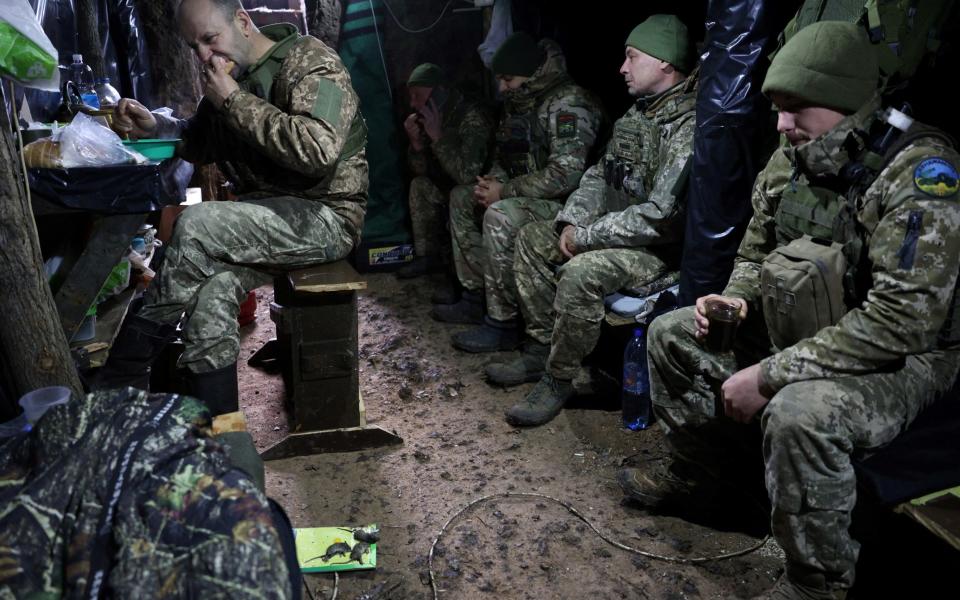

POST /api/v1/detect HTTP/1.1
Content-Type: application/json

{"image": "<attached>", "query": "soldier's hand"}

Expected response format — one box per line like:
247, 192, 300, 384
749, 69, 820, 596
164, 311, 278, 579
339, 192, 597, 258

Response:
473, 176, 502, 209
201, 55, 240, 110
721, 363, 770, 423
694, 294, 747, 341
559, 224, 579, 259
404, 113, 425, 151
113, 98, 157, 140
420, 99, 443, 142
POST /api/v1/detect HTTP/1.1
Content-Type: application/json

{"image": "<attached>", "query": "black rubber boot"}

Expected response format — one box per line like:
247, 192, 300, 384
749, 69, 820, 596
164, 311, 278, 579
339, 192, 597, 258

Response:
431, 289, 483, 324
186, 362, 239, 417
395, 256, 445, 279
451, 315, 522, 353
93, 313, 177, 391
430, 278, 461, 305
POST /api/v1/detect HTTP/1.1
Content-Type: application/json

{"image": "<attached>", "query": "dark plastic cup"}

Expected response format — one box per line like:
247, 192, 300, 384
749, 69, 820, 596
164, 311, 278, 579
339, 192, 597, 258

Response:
704, 299, 740, 352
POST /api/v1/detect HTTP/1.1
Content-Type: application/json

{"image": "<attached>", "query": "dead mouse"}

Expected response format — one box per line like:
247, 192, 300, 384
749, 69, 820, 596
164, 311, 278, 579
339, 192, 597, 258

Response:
306, 541, 352, 563
329, 541, 370, 565
338, 525, 380, 544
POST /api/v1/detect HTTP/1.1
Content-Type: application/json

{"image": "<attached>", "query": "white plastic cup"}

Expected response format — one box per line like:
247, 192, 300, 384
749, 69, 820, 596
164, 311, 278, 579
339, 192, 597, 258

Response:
19, 386, 71, 424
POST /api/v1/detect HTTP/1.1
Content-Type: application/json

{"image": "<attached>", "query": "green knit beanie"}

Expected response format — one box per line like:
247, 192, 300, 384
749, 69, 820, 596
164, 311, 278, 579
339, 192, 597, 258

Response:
762, 21, 879, 113
491, 32, 544, 77
407, 63, 443, 88
625, 14, 695, 73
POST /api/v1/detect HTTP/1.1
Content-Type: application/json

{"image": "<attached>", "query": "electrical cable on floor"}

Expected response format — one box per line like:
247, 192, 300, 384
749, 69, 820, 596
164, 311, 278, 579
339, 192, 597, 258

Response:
302, 572, 337, 600
380, 0, 469, 34
426, 491, 770, 599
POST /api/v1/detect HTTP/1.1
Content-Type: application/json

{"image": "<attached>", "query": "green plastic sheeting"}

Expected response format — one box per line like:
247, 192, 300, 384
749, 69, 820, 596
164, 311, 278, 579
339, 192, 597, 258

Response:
338, 0, 409, 244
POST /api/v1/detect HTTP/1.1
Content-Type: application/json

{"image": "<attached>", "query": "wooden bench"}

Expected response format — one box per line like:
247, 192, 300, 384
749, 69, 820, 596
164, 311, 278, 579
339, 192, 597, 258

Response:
249, 260, 402, 459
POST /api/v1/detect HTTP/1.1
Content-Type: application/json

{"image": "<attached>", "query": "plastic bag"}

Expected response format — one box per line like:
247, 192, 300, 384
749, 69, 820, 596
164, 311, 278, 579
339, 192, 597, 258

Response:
0, 0, 59, 91
59, 112, 147, 168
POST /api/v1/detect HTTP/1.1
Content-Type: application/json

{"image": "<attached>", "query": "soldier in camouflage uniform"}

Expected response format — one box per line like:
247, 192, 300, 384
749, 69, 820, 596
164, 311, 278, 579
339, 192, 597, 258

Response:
398, 63, 495, 279
99, 0, 367, 416
432, 32, 604, 335
486, 15, 698, 426
618, 22, 960, 600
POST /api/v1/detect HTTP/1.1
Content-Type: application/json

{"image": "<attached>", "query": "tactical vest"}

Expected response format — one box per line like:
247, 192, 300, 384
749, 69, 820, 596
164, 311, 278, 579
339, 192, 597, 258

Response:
763, 111, 959, 348
496, 111, 548, 178
602, 86, 696, 201
238, 33, 367, 161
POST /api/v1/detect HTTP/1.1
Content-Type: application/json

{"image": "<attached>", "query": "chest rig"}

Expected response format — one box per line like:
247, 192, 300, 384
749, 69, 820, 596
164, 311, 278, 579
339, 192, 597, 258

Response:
603, 86, 696, 201
238, 34, 366, 160
496, 110, 547, 178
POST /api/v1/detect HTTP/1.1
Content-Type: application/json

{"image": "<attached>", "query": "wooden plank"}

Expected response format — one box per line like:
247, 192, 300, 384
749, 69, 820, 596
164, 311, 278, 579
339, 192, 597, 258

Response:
895, 486, 960, 551
288, 261, 367, 294
260, 425, 403, 460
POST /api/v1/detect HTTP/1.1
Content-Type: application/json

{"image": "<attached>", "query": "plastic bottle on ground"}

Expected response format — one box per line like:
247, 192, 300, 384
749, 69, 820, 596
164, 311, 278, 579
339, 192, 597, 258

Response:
621, 327, 651, 431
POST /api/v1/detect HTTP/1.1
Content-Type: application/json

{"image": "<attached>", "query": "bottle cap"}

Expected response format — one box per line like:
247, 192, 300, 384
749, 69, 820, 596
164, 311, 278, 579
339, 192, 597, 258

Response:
633, 327, 644, 337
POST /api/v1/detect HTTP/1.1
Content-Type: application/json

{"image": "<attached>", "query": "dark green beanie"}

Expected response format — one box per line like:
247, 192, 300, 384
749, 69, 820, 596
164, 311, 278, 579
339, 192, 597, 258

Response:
491, 32, 544, 77
763, 21, 878, 113
407, 63, 443, 88
625, 14, 695, 74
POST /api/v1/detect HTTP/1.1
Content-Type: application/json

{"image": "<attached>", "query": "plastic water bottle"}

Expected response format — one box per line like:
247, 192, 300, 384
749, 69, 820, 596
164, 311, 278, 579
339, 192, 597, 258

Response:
621, 327, 651, 430
70, 54, 100, 109
94, 77, 121, 107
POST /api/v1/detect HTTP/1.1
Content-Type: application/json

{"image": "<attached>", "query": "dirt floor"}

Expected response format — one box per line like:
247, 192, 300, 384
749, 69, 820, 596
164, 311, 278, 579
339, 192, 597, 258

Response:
237, 272, 785, 600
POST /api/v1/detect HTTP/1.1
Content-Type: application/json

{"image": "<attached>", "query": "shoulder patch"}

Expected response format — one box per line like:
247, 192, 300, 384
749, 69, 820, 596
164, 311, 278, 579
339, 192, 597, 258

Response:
312, 78, 343, 127
913, 157, 959, 198
556, 112, 578, 139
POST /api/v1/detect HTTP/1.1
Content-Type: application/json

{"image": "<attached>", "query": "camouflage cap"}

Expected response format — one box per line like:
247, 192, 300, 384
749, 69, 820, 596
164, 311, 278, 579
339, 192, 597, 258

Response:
491, 32, 544, 77
763, 21, 879, 114
625, 14, 695, 74
407, 62, 443, 88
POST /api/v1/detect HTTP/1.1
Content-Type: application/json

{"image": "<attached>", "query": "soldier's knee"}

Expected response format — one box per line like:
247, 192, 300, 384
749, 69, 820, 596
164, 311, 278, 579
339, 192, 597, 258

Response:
555, 254, 595, 298
762, 383, 833, 447
649, 306, 694, 348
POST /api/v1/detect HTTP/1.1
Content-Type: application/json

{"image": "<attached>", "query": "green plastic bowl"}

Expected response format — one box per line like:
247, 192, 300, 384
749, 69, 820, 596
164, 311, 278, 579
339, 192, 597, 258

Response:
122, 138, 179, 160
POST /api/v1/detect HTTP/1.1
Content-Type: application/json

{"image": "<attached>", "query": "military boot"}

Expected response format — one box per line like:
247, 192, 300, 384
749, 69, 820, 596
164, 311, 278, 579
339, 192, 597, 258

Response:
184, 362, 239, 417
395, 256, 445, 279
430, 282, 459, 305
485, 340, 549, 386
93, 312, 178, 391
752, 575, 847, 600
451, 315, 522, 353
504, 374, 574, 426
431, 289, 483, 324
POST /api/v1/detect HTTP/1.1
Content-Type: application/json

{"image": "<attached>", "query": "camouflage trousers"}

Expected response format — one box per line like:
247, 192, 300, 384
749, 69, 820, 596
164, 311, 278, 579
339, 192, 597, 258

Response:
648, 306, 960, 590
408, 175, 449, 258
448, 183, 561, 319
515, 220, 671, 380
140, 197, 356, 373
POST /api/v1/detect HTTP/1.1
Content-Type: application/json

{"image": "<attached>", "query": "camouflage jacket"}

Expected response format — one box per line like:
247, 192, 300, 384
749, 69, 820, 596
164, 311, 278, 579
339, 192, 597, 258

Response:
487, 39, 604, 200
0, 389, 291, 598
556, 78, 696, 251
409, 88, 495, 186
155, 24, 368, 242
723, 97, 960, 392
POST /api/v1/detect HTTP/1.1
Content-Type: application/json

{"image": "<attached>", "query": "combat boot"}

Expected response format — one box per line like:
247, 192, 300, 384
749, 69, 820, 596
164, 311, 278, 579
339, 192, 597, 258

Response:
752, 575, 847, 600
395, 256, 444, 279
504, 374, 574, 426
431, 289, 483, 324
184, 362, 239, 417
451, 315, 522, 353
93, 312, 178, 390
485, 340, 549, 386
430, 282, 459, 305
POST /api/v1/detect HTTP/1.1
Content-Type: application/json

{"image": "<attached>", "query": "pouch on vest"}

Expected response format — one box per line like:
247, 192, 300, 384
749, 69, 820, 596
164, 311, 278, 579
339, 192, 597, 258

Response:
761, 235, 849, 350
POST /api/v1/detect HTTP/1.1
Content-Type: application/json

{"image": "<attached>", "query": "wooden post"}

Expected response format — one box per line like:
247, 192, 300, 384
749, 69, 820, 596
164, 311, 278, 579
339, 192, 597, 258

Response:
0, 97, 83, 402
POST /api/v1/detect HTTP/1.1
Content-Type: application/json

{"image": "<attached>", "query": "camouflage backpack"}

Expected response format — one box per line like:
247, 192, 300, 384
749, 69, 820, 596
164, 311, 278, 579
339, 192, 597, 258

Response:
780, 0, 958, 90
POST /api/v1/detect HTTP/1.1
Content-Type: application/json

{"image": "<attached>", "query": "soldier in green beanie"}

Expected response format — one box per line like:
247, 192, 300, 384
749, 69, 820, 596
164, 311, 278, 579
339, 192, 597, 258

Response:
398, 63, 495, 279
434, 32, 606, 351
479, 14, 697, 427
619, 20, 960, 600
